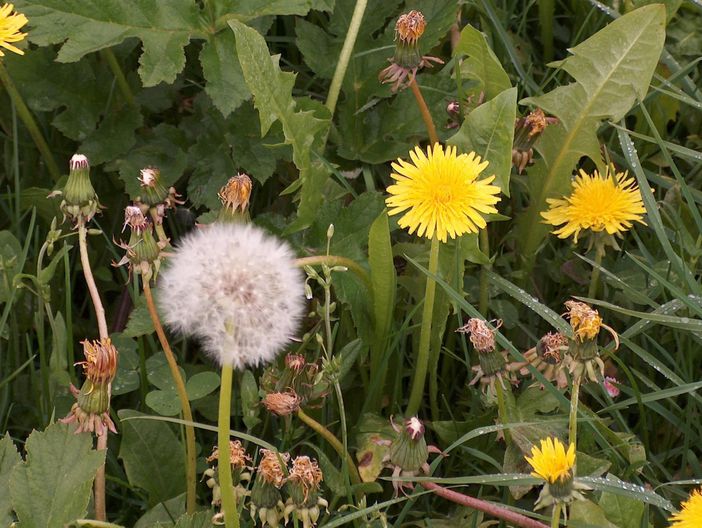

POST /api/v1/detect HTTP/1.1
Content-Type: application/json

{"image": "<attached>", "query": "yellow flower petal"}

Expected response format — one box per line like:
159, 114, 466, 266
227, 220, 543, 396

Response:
385, 143, 502, 243
0, 4, 27, 58
525, 437, 575, 484
670, 488, 702, 528
541, 168, 646, 243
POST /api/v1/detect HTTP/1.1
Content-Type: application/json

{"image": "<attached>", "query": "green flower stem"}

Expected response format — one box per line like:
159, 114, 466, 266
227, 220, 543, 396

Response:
142, 279, 197, 515
295, 255, 371, 292
94, 433, 108, 521
218, 364, 240, 528
324, 0, 368, 116
479, 228, 490, 315
0, 61, 61, 182
587, 237, 606, 299
495, 378, 511, 444
421, 481, 549, 528
409, 77, 439, 146
77, 221, 109, 340
296, 408, 361, 485
550, 502, 562, 528
100, 49, 136, 108
406, 236, 441, 417
569, 374, 582, 450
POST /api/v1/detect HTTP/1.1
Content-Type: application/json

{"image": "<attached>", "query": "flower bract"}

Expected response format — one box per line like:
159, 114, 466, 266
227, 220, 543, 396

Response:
0, 3, 27, 56
541, 167, 646, 242
670, 488, 702, 528
158, 223, 305, 369
526, 437, 575, 484
385, 144, 501, 242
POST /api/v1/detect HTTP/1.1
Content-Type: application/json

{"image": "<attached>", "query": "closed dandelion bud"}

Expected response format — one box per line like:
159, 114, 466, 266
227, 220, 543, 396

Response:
61, 154, 99, 223
218, 173, 252, 223
389, 417, 428, 473
138, 167, 169, 206
115, 206, 166, 280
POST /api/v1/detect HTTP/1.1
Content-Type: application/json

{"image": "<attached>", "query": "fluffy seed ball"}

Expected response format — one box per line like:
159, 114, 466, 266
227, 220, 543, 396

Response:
158, 223, 305, 369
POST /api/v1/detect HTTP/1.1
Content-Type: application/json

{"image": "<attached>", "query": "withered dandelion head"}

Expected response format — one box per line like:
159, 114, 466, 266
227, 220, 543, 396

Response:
288, 456, 323, 500
78, 338, 118, 385
395, 10, 426, 44
0, 4, 27, 57
206, 440, 251, 469
565, 300, 602, 342
158, 223, 305, 369
123, 205, 149, 233
262, 390, 301, 416
386, 144, 501, 243
457, 318, 499, 353
258, 449, 289, 488
541, 167, 646, 243
670, 488, 702, 528
218, 173, 252, 214
138, 167, 159, 188
526, 437, 575, 485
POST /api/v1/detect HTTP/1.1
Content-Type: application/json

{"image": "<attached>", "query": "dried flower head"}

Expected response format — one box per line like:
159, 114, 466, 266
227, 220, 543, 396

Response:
405, 416, 425, 440
541, 167, 646, 243
77, 338, 118, 385
258, 449, 289, 488
670, 488, 702, 528
512, 108, 558, 174
285, 353, 306, 373
158, 223, 305, 369
457, 318, 500, 353
219, 173, 252, 214
123, 205, 149, 233
386, 144, 501, 242
0, 3, 27, 56
395, 10, 426, 44
565, 300, 606, 343
262, 390, 301, 416
207, 440, 251, 470
288, 456, 323, 502
538, 332, 570, 364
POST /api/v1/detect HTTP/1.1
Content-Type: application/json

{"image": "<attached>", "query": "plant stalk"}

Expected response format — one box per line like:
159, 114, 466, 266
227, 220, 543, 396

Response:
551, 502, 562, 528
409, 77, 439, 146
406, 236, 441, 417
296, 408, 361, 485
479, 228, 490, 315
0, 61, 61, 181
94, 434, 108, 520
324, 0, 368, 116
587, 238, 606, 299
142, 279, 197, 514
495, 378, 511, 443
78, 221, 109, 340
295, 255, 371, 292
100, 49, 137, 108
569, 374, 582, 449
218, 364, 240, 528
421, 481, 549, 528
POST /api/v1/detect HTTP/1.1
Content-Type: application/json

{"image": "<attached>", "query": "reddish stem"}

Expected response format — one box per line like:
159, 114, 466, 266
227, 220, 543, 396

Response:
421, 481, 549, 528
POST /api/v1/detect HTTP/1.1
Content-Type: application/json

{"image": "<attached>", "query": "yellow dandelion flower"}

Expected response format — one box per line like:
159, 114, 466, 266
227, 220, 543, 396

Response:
385, 143, 501, 243
541, 168, 646, 242
526, 437, 575, 484
0, 4, 27, 57
670, 488, 702, 528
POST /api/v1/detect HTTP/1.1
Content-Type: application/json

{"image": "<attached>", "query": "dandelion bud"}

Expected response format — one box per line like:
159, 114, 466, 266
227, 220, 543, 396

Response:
389, 416, 428, 474
218, 173, 252, 222
138, 167, 170, 206
564, 300, 618, 383
115, 205, 166, 281
159, 224, 304, 370
262, 390, 301, 416
326, 223, 335, 240
61, 338, 119, 436
512, 109, 558, 174
60, 154, 100, 223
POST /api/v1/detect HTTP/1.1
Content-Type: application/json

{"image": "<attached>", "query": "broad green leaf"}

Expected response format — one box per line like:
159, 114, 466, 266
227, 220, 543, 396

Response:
124, 294, 155, 338
79, 105, 144, 166
145, 390, 181, 417
516, 4, 666, 258
368, 210, 396, 384
185, 372, 220, 401
118, 409, 186, 505
133, 494, 185, 528
570, 499, 618, 528
18, 0, 201, 86
173, 511, 214, 528
599, 476, 645, 528
9, 422, 105, 528
111, 333, 141, 396
230, 19, 331, 230
214, 0, 334, 20
580, 475, 674, 511
0, 435, 21, 526
199, 30, 249, 117
454, 24, 511, 101
449, 87, 517, 195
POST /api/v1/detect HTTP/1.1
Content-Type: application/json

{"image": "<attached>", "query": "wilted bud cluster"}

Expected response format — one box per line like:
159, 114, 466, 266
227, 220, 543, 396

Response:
61, 338, 119, 436
261, 353, 329, 412
564, 300, 618, 382
512, 108, 558, 174
379, 10, 443, 92
206, 445, 327, 528
218, 173, 253, 222
134, 166, 184, 225
114, 204, 168, 281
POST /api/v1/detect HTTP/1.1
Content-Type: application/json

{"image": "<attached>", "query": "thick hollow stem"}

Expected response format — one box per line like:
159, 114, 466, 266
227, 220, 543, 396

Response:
569, 375, 582, 450
295, 255, 371, 292
78, 222, 109, 340
0, 61, 61, 181
94, 433, 108, 521
421, 482, 549, 528
551, 502, 562, 528
409, 77, 439, 146
324, 0, 368, 116
587, 240, 606, 299
406, 236, 441, 417
218, 364, 240, 528
296, 408, 361, 485
142, 279, 197, 514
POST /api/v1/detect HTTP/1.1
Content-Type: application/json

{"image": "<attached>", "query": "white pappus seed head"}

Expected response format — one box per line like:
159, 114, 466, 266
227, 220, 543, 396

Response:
157, 223, 305, 369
